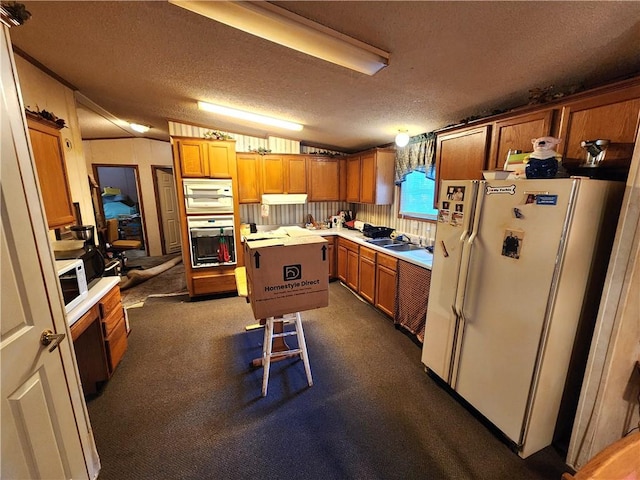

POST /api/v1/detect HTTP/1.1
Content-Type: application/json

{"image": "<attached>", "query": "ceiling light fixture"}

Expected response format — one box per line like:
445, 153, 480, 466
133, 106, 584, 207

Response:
169, 0, 390, 76
197, 101, 303, 131
130, 123, 150, 133
395, 130, 410, 147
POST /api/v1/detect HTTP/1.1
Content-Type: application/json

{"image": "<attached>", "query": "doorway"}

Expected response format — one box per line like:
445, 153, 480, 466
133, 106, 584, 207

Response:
152, 166, 181, 255
92, 164, 147, 258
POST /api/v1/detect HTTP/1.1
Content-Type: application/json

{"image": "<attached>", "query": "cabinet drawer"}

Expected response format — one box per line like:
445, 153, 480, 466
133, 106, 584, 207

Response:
377, 252, 397, 271
359, 246, 376, 261
71, 304, 100, 341
192, 271, 237, 295
99, 285, 122, 317
102, 304, 124, 338
105, 319, 128, 373
338, 237, 358, 252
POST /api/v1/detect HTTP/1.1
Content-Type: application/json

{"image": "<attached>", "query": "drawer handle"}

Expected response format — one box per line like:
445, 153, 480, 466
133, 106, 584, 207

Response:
40, 329, 66, 352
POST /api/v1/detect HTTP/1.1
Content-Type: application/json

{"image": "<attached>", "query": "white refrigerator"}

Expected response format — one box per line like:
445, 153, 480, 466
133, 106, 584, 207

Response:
421, 177, 624, 458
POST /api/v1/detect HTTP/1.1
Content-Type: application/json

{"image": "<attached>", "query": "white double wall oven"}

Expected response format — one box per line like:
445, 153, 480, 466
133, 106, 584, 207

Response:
183, 179, 237, 268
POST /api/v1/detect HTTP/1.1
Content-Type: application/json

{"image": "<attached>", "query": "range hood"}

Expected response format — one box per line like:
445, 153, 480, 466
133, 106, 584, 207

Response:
261, 194, 308, 205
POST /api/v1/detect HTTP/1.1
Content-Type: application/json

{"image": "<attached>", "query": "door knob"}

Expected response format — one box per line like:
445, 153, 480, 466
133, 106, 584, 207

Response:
40, 329, 66, 352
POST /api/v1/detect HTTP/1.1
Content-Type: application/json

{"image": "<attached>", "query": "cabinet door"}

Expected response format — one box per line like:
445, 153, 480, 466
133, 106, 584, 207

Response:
436, 126, 490, 181
490, 110, 554, 170
328, 237, 336, 279
27, 117, 75, 229
359, 152, 376, 204
435, 126, 490, 206
286, 156, 307, 193
261, 155, 285, 194
237, 154, 261, 203
176, 139, 208, 177
207, 142, 234, 178
346, 249, 359, 291
346, 156, 361, 202
337, 244, 348, 282
308, 157, 340, 201
358, 247, 376, 303
376, 253, 397, 318
339, 157, 347, 201
558, 86, 640, 168
70, 305, 109, 395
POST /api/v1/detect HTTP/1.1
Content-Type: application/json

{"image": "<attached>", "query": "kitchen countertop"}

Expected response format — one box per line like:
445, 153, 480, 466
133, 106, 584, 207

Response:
247, 226, 432, 269
67, 276, 120, 327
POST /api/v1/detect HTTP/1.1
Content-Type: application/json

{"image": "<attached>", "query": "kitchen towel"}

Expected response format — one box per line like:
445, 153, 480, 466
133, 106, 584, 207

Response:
394, 260, 431, 343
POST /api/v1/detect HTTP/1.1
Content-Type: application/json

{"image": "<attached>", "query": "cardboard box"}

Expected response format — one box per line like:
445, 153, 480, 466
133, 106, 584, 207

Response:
244, 236, 329, 319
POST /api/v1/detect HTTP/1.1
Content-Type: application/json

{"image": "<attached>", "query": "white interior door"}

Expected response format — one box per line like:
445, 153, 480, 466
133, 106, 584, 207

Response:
1, 24, 94, 479
156, 167, 181, 254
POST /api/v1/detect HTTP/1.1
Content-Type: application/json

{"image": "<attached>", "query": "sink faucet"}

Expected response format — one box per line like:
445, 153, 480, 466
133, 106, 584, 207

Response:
395, 233, 410, 243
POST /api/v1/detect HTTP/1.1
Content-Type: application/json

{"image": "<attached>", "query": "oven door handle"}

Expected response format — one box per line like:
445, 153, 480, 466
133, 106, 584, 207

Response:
190, 227, 234, 236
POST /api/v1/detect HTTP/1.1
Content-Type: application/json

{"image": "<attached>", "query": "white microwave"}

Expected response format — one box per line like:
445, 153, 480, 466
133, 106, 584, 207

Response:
56, 259, 88, 313
183, 179, 234, 214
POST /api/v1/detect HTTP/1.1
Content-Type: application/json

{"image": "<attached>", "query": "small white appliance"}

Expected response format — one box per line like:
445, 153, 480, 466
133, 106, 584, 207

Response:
55, 258, 89, 313
187, 215, 237, 268
183, 178, 234, 214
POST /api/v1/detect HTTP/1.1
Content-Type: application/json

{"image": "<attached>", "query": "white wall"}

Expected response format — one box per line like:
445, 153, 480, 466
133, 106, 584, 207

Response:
15, 55, 95, 235
83, 138, 173, 256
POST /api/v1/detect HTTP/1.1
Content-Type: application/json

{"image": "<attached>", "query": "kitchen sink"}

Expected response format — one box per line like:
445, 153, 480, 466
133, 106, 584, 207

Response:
383, 243, 425, 252
365, 238, 398, 246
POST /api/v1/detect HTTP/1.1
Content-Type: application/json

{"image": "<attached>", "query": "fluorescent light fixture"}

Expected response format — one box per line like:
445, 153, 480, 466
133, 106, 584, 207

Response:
130, 123, 150, 133
198, 101, 303, 131
395, 131, 410, 147
169, 0, 390, 76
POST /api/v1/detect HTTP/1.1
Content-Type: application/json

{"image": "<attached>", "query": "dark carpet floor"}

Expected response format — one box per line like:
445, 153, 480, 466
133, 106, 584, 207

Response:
87, 282, 570, 479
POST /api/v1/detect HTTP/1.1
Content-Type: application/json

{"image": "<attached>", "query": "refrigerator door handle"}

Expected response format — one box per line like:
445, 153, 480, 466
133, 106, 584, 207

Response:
455, 182, 485, 323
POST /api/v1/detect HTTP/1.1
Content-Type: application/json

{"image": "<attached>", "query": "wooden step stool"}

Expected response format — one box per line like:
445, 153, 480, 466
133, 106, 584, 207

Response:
235, 267, 313, 397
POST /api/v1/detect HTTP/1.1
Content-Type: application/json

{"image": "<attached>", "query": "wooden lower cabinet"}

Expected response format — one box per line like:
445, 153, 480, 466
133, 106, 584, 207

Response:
99, 285, 128, 375
375, 253, 398, 317
71, 284, 128, 395
70, 305, 109, 396
327, 237, 336, 279
358, 246, 376, 303
338, 239, 398, 317
337, 238, 359, 289
346, 248, 359, 291
191, 267, 238, 295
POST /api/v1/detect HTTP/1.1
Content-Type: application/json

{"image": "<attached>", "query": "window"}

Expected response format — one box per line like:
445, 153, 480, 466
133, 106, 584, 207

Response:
399, 168, 438, 220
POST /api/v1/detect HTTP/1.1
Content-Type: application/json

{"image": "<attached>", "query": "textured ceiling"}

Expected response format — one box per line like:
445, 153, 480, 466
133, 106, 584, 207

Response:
9, 1, 640, 153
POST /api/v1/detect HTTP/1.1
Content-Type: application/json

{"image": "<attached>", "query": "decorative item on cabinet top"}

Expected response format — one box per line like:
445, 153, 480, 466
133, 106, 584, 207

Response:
25, 107, 66, 128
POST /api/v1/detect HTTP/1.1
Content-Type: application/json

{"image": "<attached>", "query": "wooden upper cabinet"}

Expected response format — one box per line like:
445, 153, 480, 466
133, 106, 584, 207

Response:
558, 83, 640, 168
207, 142, 235, 178
308, 156, 340, 201
339, 157, 347, 201
489, 110, 554, 170
236, 154, 261, 203
174, 137, 235, 178
359, 152, 377, 204
175, 138, 207, 177
27, 115, 75, 229
261, 155, 285, 194
346, 155, 361, 202
286, 155, 307, 194
436, 126, 490, 181
346, 148, 395, 205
